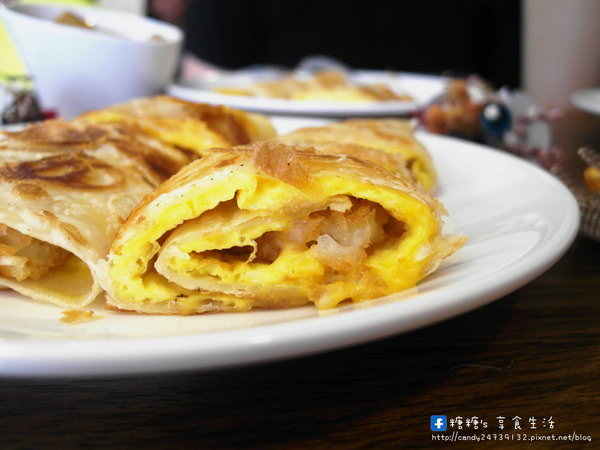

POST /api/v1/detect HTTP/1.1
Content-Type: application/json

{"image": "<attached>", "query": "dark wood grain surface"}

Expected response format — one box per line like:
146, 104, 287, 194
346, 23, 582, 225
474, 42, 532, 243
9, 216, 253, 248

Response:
0, 234, 597, 449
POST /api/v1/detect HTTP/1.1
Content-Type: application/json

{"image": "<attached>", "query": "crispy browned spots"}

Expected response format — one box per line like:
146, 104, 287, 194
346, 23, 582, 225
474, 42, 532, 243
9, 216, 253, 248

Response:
250, 142, 308, 187
59, 221, 88, 246
1, 120, 189, 183
11, 183, 49, 199
0, 153, 125, 190
4, 120, 106, 147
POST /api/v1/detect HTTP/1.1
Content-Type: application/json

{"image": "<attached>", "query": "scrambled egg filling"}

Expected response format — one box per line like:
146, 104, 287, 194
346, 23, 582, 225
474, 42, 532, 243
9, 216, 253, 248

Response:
110, 167, 440, 311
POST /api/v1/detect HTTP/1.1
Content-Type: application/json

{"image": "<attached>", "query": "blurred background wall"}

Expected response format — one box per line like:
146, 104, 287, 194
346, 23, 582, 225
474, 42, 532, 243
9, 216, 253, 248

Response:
177, 0, 521, 88
523, 0, 600, 157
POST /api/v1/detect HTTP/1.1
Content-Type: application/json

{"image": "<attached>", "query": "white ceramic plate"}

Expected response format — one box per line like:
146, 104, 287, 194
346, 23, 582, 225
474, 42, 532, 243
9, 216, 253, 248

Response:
167, 71, 444, 117
0, 131, 578, 377
571, 88, 600, 116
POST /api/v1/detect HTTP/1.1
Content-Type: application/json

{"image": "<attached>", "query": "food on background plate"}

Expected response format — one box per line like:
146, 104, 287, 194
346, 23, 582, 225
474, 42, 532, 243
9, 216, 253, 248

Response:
276, 119, 437, 191
78, 95, 277, 156
54, 11, 94, 30
215, 70, 413, 103
101, 141, 464, 314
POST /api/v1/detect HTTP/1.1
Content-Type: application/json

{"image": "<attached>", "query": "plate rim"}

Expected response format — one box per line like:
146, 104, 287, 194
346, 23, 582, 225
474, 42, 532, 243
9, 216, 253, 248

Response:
0, 133, 580, 377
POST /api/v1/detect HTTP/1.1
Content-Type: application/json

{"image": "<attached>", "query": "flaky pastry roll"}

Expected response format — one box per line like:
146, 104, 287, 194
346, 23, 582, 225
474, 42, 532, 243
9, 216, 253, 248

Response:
77, 95, 276, 155
277, 119, 437, 191
0, 121, 157, 307
102, 141, 463, 314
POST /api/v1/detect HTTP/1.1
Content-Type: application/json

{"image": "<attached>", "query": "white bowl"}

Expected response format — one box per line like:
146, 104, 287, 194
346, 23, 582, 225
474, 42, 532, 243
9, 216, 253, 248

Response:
0, 3, 183, 118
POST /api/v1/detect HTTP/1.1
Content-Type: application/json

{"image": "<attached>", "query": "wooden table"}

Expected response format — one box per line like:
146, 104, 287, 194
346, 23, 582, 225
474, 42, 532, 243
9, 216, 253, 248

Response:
0, 233, 597, 448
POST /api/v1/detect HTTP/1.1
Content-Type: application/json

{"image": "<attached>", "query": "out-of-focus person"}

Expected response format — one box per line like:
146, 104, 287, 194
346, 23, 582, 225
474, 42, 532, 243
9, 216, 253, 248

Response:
149, 0, 521, 88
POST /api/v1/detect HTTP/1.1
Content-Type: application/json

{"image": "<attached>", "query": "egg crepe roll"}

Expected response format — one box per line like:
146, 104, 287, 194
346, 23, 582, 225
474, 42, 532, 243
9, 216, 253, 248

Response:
102, 141, 463, 314
277, 119, 437, 191
0, 122, 157, 307
78, 95, 277, 155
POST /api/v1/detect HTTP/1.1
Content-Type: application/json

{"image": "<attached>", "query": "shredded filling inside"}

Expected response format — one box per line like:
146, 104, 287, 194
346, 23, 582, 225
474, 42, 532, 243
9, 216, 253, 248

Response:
0, 224, 70, 281
198, 197, 406, 273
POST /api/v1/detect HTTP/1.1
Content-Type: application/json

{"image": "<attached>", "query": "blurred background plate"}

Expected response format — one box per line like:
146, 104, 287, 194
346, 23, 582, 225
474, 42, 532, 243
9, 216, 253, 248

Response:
167, 71, 444, 118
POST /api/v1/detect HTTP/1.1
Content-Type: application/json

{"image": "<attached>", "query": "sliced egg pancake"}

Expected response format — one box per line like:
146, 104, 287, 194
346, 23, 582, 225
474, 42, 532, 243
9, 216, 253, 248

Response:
102, 141, 463, 314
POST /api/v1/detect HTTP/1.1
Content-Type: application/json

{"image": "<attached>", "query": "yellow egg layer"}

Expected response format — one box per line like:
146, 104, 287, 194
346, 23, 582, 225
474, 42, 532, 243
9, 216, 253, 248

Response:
109, 166, 440, 311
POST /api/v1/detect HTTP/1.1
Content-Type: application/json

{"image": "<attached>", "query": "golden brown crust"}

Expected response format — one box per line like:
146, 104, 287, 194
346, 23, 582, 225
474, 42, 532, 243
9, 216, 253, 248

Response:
11, 183, 49, 200
249, 142, 310, 188
151, 141, 429, 203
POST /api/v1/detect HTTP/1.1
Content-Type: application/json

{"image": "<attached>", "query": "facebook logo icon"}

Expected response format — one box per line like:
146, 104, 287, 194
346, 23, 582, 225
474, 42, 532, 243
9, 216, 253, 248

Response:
430, 415, 447, 431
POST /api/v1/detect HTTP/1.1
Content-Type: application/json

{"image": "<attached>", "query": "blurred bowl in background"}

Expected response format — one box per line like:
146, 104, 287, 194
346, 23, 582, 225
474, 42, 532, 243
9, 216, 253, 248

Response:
0, 3, 183, 118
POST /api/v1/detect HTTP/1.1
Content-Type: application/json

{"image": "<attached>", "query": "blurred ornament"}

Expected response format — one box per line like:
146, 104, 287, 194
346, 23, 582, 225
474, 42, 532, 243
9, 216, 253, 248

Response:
579, 147, 600, 193
480, 101, 511, 138
1, 74, 43, 125
420, 77, 490, 138
419, 75, 563, 170
500, 92, 563, 169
